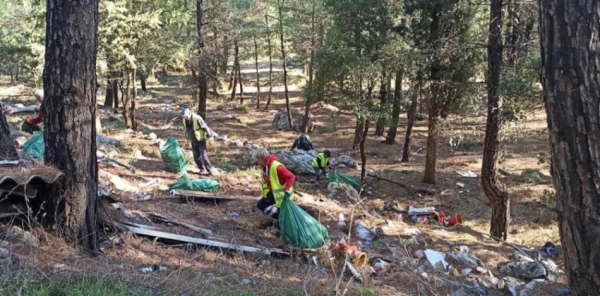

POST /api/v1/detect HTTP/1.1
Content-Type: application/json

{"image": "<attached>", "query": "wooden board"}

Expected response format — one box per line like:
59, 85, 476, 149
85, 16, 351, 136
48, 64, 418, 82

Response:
124, 225, 289, 258
170, 189, 237, 201
149, 213, 213, 237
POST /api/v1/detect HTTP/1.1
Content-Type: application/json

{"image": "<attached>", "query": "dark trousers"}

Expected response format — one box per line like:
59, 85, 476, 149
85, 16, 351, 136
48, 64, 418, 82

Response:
256, 192, 279, 220
191, 140, 212, 173
22, 122, 40, 134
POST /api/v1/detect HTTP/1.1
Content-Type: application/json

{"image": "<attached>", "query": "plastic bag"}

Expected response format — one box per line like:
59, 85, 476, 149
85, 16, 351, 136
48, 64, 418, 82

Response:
279, 196, 329, 249
160, 138, 187, 173
327, 171, 360, 190
168, 174, 220, 192
23, 131, 45, 159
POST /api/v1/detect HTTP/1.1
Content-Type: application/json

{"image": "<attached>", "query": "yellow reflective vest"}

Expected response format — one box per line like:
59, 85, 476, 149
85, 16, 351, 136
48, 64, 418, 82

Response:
312, 152, 329, 168
269, 160, 294, 208
260, 177, 269, 198
182, 116, 206, 141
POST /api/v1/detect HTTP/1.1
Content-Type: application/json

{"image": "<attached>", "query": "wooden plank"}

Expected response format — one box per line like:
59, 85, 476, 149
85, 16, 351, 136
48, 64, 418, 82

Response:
124, 225, 289, 258
170, 189, 237, 201
149, 213, 213, 237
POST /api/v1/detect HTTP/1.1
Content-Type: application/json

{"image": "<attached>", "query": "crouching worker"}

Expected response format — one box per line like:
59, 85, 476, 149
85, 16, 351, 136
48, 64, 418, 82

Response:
312, 150, 332, 182
253, 148, 296, 222
291, 133, 314, 151
22, 90, 44, 134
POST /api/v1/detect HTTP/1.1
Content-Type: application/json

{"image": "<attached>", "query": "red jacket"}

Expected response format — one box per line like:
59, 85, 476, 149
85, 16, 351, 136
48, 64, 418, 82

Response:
27, 103, 44, 125
262, 154, 295, 191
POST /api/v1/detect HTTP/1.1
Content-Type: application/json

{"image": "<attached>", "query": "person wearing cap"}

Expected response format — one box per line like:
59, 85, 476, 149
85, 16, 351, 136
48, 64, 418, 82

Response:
290, 133, 314, 151
252, 148, 296, 221
22, 90, 44, 134
182, 108, 215, 175
312, 150, 332, 182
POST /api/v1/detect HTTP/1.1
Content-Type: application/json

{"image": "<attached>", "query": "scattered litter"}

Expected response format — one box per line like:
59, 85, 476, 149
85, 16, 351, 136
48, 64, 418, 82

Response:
424, 249, 449, 270
337, 213, 346, 227
231, 212, 240, 218
539, 241, 559, 258
168, 175, 220, 192
408, 206, 436, 216
439, 211, 463, 226
456, 182, 465, 188
500, 258, 547, 281
139, 179, 158, 188
316, 268, 326, 276
354, 220, 371, 240
149, 213, 213, 237
241, 278, 253, 285
138, 265, 167, 273
456, 170, 477, 178
135, 192, 152, 201
147, 133, 158, 141
373, 259, 390, 273
558, 286, 571, 295
122, 209, 136, 219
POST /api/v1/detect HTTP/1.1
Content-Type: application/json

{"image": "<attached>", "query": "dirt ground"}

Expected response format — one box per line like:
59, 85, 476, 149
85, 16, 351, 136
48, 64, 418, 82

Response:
0, 68, 565, 296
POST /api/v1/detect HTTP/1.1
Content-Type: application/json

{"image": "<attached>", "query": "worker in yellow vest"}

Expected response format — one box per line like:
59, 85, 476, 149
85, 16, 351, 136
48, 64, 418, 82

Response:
312, 150, 332, 182
252, 148, 296, 221
182, 108, 215, 175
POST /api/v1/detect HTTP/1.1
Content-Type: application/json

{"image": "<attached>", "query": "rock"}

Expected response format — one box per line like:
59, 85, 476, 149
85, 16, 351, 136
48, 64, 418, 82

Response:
328, 182, 359, 201
241, 278, 253, 285
272, 109, 314, 132
148, 133, 158, 141
330, 155, 358, 169
0, 240, 9, 248
21, 231, 38, 246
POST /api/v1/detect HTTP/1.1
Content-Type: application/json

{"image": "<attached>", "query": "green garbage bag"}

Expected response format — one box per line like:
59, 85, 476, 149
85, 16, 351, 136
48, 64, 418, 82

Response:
168, 174, 220, 192
328, 171, 360, 190
160, 138, 187, 173
279, 195, 329, 249
23, 131, 45, 159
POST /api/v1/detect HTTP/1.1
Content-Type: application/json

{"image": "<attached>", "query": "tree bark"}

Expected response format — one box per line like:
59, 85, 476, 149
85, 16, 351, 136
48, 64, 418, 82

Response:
43, 0, 99, 252
421, 102, 441, 184
104, 57, 114, 108
231, 40, 239, 101
401, 75, 420, 162
130, 68, 137, 130
540, 0, 600, 292
375, 70, 388, 137
352, 120, 364, 150
483, 0, 509, 240
237, 50, 244, 103
254, 36, 261, 109
140, 75, 147, 92
301, 0, 316, 134
123, 71, 132, 127
221, 35, 229, 76
385, 69, 403, 145
0, 111, 17, 161
278, 0, 293, 130
112, 70, 120, 109
359, 119, 370, 187
196, 0, 207, 119
265, 14, 273, 110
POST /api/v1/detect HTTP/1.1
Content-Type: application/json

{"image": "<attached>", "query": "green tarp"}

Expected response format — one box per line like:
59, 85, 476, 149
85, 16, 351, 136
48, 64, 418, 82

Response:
160, 138, 187, 173
279, 196, 329, 249
168, 174, 220, 192
22, 131, 44, 159
327, 171, 360, 189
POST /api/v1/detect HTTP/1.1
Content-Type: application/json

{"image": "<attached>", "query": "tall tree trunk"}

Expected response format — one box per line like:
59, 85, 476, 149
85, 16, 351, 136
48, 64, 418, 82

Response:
301, 0, 316, 134
130, 68, 137, 130
123, 71, 132, 127
540, 0, 600, 292
421, 102, 441, 184
43, 0, 99, 252
359, 119, 370, 187
483, 0, 509, 240
0, 112, 17, 161
140, 75, 147, 92
112, 70, 120, 109
375, 70, 388, 136
385, 69, 403, 144
265, 14, 273, 110
104, 56, 114, 107
254, 36, 261, 109
278, 0, 293, 130
401, 77, 420, 162
221, 35, 229, 76
228, 65, 235, 91
237, 51, 244, 103
196, 0, 207, 119
231, 40, 239, 101
353, 120, 364, 150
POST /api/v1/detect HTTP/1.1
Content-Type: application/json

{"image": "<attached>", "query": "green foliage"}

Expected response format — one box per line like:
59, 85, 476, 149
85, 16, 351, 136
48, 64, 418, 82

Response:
15, 278, 152, 296
500, 51, 542, 122
517, 168, 544, 183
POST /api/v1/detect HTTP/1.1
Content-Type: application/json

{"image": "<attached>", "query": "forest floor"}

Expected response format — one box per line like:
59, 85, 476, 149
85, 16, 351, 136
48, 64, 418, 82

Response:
0, 64, 566, 296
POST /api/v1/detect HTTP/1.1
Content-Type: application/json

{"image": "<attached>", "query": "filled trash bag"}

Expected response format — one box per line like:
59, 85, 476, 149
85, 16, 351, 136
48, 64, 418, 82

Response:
168, 174, 220, 192
22, 131, 45, 159
327, 171, 360, 190
160, 138, 187, 173
279, 195, 329, 249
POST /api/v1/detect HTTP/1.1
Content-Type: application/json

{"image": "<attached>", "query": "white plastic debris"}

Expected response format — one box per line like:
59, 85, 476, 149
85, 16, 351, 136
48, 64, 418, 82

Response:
456, 170, 477, 178
408, 206, 436, 216
337, 213, 346, 227
456, 182, 465, 188
424, 249, 449, 270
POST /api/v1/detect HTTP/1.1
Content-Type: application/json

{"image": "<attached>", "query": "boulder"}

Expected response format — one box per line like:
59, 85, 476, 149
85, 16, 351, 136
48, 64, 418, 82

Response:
272, 109, 314, 132
330, 155, 358, 169
328, 182, 359, 202
241, 145, 317, 175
